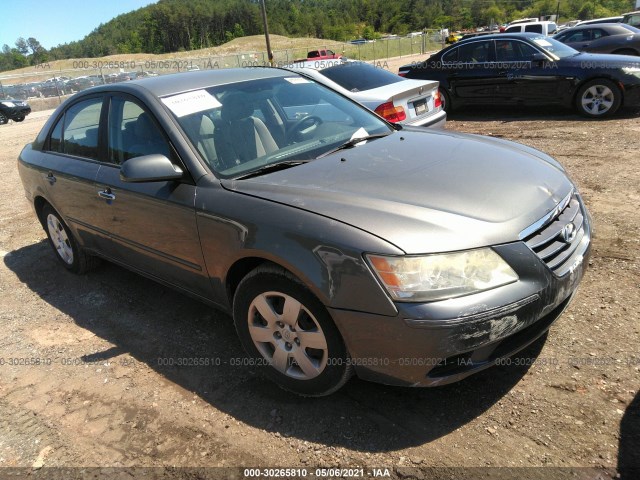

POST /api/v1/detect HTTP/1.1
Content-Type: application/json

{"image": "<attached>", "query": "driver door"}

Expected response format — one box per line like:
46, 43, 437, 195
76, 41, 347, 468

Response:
94, 95, 212, 299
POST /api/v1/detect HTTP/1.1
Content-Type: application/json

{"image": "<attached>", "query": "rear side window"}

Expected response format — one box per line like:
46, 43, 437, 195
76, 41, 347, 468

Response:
48, 97, 102, 160
505, 26, 522, 33
441, 47, 458, 63
319, 63, 403, 92
525, 24, 543, 33
457, 41, 491, 62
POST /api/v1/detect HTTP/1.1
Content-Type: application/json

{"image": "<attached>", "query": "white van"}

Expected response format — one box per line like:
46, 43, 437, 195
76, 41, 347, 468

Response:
503, 21, 558, 36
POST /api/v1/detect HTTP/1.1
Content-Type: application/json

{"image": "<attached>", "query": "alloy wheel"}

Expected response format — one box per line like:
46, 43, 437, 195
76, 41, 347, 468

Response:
581, 84, 614, 116
47, 213, 74, 265
248, 291, 328, 380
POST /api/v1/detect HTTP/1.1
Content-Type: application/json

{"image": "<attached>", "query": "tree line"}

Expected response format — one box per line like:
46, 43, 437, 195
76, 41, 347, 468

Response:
1, 0, 636, 72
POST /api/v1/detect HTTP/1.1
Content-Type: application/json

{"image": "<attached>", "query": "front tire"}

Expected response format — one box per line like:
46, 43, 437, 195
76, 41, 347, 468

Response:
575, 79, 621, 118
41, 204, 100, 274
233, 265, 352, 396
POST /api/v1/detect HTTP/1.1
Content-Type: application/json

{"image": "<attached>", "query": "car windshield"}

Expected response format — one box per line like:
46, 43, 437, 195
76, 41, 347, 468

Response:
166, 75, 391, 179
531, 36, 580, 58
318, 62, 405, 92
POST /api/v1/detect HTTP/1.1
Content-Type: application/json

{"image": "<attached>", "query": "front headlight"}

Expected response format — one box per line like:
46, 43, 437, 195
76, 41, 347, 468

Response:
1, 101, 15, 107
366, 248, 518, 302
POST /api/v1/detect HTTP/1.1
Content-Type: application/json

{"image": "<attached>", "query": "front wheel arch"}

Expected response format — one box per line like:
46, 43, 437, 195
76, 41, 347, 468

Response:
232, 263, 353, 396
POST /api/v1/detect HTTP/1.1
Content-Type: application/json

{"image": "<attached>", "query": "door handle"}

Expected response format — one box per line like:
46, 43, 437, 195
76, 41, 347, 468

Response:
44, 172, 56, 184
98, 189, 116, 201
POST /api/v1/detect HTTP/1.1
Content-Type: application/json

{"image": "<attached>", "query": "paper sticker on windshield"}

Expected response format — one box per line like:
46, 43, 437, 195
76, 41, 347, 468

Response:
349, 127, 369, 145
161, 90, 221, 117
284, 77, 311, 84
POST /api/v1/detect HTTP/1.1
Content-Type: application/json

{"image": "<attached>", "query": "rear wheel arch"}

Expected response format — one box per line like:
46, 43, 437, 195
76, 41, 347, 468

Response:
34, 196, 50, 227
573, 77, 623, 117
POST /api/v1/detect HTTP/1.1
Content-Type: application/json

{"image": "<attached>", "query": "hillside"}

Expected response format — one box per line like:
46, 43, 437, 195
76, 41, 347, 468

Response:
1, 0, 636, 73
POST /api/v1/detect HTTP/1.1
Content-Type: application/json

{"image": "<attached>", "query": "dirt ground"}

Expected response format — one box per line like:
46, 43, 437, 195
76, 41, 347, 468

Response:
0, 76, 639, 480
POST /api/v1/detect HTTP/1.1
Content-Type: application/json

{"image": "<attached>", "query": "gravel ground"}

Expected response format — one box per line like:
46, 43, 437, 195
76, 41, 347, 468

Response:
0, 75, 638, 480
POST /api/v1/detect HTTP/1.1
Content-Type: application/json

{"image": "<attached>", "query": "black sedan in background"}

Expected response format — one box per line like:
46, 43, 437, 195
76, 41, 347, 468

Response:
0, 98, 31, 124
554, 23, 640, 56
400, 33, 640, 117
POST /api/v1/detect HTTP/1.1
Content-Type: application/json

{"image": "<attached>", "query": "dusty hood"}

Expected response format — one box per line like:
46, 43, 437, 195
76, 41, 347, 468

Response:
223, 129, 573, 254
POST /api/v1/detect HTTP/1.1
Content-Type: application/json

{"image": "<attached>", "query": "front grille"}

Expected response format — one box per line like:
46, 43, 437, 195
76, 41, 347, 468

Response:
522, 193, 589, 277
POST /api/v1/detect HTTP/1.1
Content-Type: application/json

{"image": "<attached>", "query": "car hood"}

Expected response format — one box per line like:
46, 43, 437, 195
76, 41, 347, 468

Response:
223, 129, 573, 254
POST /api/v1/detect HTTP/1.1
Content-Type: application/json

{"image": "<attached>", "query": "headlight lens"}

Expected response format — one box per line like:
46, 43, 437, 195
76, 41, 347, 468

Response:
367, 248, 518, 302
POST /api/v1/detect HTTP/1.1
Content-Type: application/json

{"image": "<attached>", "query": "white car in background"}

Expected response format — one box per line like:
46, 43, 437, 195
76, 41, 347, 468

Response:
284, 60, 446, 128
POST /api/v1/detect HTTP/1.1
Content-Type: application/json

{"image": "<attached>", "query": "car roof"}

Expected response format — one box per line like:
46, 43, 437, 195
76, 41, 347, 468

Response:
453, 32, 542, 44
87, 68, 292, 98
561, 22, 628, 31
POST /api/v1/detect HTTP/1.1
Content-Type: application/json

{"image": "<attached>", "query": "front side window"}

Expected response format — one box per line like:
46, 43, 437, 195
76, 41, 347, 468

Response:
48, 97, 102, 160
495, 40, 538, 62
564, 30, 591, 43
107, 97, 171, 164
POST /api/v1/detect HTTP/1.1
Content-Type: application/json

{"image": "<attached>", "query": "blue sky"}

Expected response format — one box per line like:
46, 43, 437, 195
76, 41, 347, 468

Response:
1, 0, 158, 50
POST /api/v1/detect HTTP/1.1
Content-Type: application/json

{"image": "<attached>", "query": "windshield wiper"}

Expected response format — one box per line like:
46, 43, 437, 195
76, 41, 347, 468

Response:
233, 160, 309, 180
316, 132, 393, 159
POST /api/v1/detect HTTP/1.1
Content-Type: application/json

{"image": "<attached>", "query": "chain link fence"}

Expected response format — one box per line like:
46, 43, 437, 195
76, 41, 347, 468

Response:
0, 31, 445, 112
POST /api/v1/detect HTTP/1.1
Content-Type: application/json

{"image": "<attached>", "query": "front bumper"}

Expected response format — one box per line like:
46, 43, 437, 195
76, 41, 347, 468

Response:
329, 215, 591, 387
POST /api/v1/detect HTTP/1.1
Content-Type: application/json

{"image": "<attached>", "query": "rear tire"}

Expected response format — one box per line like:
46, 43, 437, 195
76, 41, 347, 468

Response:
575, 79, 621, 118
41, 204, 100, 274
233, 265, 352, 396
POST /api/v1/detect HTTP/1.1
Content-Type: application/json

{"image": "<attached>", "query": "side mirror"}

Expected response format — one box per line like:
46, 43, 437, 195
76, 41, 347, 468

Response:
120, 154, 183, 183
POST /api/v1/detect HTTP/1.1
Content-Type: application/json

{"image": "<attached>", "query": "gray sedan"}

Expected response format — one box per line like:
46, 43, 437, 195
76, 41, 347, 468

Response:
554, 23, 640, 55
285, 60, 447, 128
18, 68, 590, 396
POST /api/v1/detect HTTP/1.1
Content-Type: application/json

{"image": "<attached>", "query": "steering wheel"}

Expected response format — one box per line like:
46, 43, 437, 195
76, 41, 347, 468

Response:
288, 115, 323, 143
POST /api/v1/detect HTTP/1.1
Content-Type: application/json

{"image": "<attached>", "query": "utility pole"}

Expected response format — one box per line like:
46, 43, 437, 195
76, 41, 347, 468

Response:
260, 0, 274, 66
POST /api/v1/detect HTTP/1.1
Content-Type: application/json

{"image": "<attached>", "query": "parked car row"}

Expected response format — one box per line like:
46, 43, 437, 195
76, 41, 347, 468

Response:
1, 72, 160, 101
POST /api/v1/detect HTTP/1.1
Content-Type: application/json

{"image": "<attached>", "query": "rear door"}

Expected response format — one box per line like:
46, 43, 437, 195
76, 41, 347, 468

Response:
37, 95, 106, 250
93, 94, 212, 299
444, 40, 500, 104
